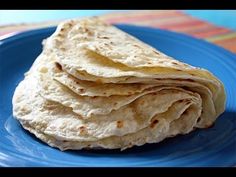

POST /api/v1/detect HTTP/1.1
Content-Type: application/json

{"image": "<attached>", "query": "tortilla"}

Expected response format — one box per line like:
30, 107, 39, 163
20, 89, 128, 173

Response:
12, 17, 226, 150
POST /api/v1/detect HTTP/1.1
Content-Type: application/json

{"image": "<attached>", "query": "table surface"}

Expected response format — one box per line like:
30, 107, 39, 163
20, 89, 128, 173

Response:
1, 10, 236, 30
1, 10, 236, 54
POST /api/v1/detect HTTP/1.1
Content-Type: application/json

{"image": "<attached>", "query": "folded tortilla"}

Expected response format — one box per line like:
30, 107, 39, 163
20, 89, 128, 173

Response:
12, 17, 226, 151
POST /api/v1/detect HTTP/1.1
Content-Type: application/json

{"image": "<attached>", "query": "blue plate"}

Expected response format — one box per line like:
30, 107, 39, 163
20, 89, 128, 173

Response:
0, 25, 236, 167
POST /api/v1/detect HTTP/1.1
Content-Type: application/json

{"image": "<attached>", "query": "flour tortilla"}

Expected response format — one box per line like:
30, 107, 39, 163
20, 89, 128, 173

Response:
53, 67, 154, 97
37, 52, 220, 128
44, 17, 225, 119
13, 69, 201, 149
12, 17, 226, 151
36, 53, 216, 127
45, 17, 221, 82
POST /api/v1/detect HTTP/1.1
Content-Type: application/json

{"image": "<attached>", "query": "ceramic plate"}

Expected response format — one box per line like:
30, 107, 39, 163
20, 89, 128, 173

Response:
0, 25, 235, 167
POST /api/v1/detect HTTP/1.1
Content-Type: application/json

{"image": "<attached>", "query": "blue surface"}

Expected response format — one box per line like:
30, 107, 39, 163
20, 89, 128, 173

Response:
1, 10, 236, 31
0, 10, 117, 25
184, 10, 236, 31
0, 25, 236, 167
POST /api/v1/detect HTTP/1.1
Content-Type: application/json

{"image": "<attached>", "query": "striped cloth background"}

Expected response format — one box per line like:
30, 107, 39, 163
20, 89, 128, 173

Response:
0, 10, 236, 54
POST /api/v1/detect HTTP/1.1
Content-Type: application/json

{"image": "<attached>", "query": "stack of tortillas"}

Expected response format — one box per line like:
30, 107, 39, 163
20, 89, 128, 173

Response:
12, 17, 226, 151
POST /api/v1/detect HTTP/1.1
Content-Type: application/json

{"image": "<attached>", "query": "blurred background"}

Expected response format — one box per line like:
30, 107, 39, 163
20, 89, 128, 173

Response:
0, 10, 236, 53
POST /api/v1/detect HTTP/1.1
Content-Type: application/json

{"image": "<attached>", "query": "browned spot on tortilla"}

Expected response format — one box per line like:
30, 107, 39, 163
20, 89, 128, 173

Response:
153, 50, 160, 55
127, 142, 133, 148
95, 79, 103, 83
87, 30, 93, 36
60, 47, 66, 51
91, 96, 98, 99
133, 44, 141, 48
43, 85, 48, 90
172, 62, 178, 65
71, 85, 76, 89
79, 126, 87, 135
176, 69, 182, 71
178, 100, 184, 103
147, 62, 152, 64
117, 121, 123, 128
21, 107, 29, 113
150, 119, 159, 128
99, 36, 109, 39
43, 103, 57, 111
104, 43, 112, 49
79, 72, 86, 76
79, 88, 85, 93
55, 62, 62, 71
67, 22, 73, 27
